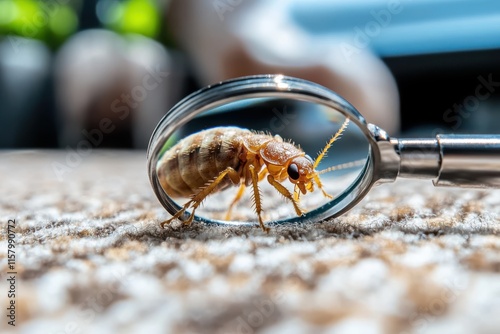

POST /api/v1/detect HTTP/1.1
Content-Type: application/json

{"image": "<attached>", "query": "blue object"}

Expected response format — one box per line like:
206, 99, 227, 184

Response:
290, 0, 500, 57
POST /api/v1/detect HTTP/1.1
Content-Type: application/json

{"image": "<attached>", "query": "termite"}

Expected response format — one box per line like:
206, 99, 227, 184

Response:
157, 118, 355, 232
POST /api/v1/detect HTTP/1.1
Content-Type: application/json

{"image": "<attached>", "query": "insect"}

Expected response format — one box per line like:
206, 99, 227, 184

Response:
157, 118, 353, 232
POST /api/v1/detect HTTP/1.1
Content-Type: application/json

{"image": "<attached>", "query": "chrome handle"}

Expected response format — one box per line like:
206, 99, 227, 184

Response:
396, 135, 500, 188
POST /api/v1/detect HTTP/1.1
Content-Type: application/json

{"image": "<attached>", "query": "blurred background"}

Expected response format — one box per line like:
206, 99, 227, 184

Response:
1, 0, 500, 149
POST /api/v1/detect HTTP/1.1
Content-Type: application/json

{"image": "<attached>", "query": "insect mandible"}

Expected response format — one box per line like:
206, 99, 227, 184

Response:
157, 118, 354, 232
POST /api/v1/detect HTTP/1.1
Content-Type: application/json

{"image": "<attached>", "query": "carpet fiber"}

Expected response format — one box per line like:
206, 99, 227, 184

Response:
1, 151, 499, 334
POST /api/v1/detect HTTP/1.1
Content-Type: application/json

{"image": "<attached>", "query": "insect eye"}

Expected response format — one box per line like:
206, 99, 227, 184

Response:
287, 163, 300, 180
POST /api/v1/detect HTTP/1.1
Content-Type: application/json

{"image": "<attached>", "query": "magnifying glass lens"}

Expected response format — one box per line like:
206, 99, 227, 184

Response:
154, 96, 370, 224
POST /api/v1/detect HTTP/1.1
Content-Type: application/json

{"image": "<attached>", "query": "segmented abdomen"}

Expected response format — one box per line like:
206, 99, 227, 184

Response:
157, 127, 251, 197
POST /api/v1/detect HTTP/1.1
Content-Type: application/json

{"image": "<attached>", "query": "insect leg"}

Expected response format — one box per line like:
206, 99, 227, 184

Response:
225, 183, 246, 220
267, 175, 304, 217
249, 165, 269, 233
258, 166, 268, 181
161, 167, 240, 227
293, 184, 301, 201
160, 200, 194, 228
314, 174, 333, 199
184, 167, 240, 225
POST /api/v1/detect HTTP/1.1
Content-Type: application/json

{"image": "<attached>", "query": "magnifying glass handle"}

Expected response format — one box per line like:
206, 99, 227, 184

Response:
396, 135, 500, 188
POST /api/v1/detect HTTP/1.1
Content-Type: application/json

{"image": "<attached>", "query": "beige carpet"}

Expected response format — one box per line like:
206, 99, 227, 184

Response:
1, 151, 499, 334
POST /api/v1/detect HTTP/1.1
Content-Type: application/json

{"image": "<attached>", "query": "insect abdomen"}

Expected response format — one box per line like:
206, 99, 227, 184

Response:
157, 127, 251, 197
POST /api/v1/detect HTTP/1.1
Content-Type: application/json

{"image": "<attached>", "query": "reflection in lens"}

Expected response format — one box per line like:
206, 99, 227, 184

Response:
155, 97, 370, 224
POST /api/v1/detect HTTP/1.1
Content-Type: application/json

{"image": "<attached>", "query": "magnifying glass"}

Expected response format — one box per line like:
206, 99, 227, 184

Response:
147, 74, 500, 230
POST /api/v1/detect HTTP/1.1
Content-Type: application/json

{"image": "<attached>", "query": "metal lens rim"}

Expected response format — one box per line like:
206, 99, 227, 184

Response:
147, 74, 376, 226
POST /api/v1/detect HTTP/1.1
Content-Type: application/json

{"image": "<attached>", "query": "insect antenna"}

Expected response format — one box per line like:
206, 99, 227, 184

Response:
317, 159, 366, 175
313, 118, 350, 169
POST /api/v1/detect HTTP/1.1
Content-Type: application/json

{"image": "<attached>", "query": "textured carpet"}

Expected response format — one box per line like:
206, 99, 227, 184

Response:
1, 151, 499, 334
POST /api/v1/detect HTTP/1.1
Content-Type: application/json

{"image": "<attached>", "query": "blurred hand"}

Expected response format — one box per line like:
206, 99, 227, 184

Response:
167, 0, 400, 134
